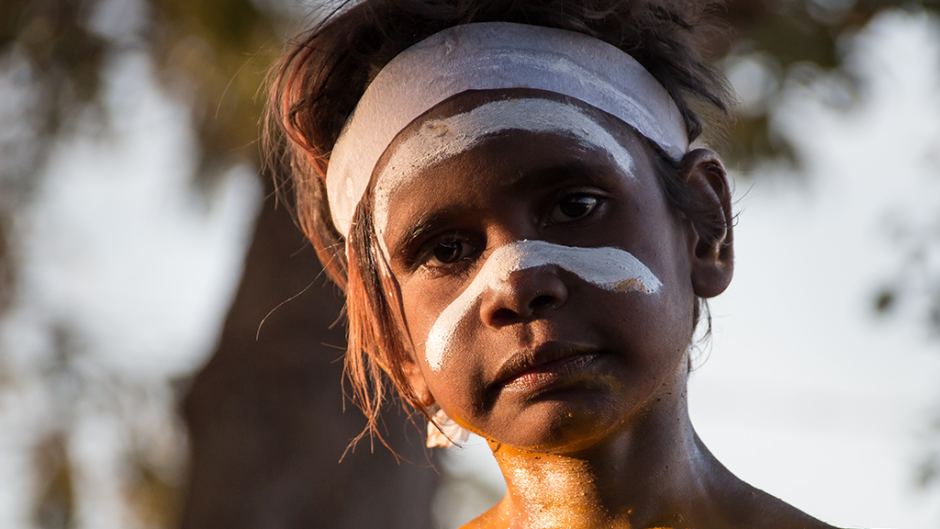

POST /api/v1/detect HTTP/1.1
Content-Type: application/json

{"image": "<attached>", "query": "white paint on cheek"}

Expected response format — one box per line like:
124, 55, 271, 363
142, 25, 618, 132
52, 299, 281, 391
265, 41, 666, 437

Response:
372, 98, 636, 257
424, 240, 662, 371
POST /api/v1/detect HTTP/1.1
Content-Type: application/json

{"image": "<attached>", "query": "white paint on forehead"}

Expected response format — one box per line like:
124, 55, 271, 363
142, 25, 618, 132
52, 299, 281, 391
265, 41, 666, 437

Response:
325, 22, 689, 237
372, 97, 637, 256
424, 240, 662, 371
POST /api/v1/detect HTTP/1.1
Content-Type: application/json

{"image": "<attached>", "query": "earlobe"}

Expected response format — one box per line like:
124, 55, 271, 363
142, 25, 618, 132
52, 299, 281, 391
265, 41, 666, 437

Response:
681, 149, 734, 298
402, 357, 435, 408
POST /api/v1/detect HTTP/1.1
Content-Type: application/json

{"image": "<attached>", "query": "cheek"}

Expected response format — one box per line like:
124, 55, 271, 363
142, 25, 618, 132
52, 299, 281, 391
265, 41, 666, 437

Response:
617, 230, 696, 381
401, 280, 450, 370
654, 214, 698, 331
615, 288, 691, 369
624, 189, 697, 333
400, 282, 486, 412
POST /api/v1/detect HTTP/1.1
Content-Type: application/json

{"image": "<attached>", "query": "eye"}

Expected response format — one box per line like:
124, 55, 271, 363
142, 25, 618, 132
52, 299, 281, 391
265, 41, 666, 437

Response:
425, 234, 479, 267
548, 193, 600, 224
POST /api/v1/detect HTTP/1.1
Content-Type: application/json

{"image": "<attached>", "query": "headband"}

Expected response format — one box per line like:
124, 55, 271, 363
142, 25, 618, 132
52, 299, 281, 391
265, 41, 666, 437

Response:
325, 21, 689, 238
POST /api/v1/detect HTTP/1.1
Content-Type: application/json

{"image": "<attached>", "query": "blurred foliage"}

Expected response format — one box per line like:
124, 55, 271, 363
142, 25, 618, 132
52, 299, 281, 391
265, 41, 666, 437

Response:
1, 0, 939, 527
148, 0, 281, 177
874, 226, 940, 330
722, 0, 940, 167
1, 0, 936, 186
127, 455, 181, 529
31, 434, 74, 529
0, 210, 12, 313
0, 0, 107, 188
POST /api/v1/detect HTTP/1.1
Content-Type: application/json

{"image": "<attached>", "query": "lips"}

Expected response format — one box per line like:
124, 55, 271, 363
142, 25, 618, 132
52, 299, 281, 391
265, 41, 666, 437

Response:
492, 341, 603, 392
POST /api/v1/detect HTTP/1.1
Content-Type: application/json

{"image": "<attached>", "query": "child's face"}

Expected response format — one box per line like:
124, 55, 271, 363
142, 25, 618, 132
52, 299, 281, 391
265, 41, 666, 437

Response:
377, 91, 703, 452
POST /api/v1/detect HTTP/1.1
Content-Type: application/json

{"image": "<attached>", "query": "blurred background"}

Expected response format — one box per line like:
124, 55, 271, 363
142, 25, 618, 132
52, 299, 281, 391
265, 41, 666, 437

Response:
1, 1, 939, 528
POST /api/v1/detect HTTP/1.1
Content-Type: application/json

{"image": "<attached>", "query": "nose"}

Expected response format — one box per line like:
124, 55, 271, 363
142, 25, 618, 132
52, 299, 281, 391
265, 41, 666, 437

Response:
480, 266, 569, 328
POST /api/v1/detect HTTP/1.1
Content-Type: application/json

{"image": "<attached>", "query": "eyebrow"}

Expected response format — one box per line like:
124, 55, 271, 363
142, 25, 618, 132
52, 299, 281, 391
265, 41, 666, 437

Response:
389, 157, 630, 262
505, 156, 627, 193
391, 208, 466, 264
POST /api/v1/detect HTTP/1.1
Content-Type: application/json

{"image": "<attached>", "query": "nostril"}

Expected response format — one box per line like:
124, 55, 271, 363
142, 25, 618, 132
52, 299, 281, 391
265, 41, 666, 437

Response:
488, 295, 559, 327
490, 307, 521, 327
481, 267, 569, 328
530, 293, 559, 313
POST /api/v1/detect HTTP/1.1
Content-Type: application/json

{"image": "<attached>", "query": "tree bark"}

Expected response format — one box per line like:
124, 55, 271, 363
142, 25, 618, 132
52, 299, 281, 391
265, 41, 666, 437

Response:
179, 188, 437, 529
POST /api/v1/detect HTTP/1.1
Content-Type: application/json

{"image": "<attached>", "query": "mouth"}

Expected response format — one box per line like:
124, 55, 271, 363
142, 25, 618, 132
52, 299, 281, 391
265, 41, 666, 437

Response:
492, 341, 604, 393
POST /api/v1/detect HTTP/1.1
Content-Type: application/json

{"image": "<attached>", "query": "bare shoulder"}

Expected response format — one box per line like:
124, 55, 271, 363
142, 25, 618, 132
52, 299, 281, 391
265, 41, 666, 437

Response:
456, 480, 849, 529
730, 482, 846, 529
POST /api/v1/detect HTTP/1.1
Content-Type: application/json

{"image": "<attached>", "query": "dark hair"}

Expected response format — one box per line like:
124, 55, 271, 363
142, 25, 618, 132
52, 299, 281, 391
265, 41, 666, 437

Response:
264, 0, 733, 449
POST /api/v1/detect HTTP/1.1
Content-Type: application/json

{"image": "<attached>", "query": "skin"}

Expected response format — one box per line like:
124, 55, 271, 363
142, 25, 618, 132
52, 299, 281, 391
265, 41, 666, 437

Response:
376, 89, 839, 529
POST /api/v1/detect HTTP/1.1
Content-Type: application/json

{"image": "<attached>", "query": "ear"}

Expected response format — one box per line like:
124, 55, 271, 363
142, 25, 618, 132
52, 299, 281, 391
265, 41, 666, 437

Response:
402, 355, 435, 409
680, 149, 734, 298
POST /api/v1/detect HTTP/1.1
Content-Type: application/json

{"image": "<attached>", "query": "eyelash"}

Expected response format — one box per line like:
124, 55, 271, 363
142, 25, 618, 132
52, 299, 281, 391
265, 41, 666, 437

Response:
413, 233, 480, 277
543, 191, 604, 227
411, 190, 606, 275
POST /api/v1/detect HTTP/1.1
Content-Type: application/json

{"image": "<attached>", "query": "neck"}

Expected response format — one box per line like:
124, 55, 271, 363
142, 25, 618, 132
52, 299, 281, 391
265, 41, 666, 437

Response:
487, 387, 735, 529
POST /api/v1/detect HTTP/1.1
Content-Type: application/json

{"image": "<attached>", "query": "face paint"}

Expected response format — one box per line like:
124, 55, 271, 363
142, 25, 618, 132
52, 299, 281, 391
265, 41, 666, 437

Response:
373, 97, 637, 258
324, 22, 690, 238
326, 22, 689, 235
424, 240, 662, 371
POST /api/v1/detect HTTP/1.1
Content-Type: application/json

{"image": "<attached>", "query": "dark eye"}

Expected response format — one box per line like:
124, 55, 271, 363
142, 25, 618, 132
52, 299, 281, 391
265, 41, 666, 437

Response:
428, 235, 477, 266
549, 194, 600, 223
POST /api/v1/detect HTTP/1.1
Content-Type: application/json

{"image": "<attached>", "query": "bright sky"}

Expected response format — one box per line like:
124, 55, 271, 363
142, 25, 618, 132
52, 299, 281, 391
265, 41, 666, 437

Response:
0, 6, 938, 529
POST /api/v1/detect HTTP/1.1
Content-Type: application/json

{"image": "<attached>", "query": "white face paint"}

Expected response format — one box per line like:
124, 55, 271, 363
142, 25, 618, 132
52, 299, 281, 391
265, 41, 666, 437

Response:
325, 22, 690, 237
372, 97, 637, 258
424, 240, 662, 371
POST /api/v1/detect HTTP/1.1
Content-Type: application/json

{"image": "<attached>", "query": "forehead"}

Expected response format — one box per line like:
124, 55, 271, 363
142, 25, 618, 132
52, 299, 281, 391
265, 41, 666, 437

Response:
375, 89, 645, 179
372, 90, 657, 237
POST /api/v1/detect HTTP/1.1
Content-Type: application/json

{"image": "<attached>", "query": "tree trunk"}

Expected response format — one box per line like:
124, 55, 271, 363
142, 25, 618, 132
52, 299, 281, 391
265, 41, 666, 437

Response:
179, 187, 437, 529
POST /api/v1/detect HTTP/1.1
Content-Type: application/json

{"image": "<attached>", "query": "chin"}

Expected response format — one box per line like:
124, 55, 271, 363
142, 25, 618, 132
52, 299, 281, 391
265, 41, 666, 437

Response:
488, 387, 628, 452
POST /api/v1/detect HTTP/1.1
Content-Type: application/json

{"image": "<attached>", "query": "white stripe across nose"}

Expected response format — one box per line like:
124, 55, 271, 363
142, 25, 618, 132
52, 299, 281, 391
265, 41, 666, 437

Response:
424, 240, 662, 371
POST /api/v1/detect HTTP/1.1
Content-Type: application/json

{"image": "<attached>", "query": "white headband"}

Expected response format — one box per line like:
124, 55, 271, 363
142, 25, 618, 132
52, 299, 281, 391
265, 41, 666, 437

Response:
325, 21, 689, 237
